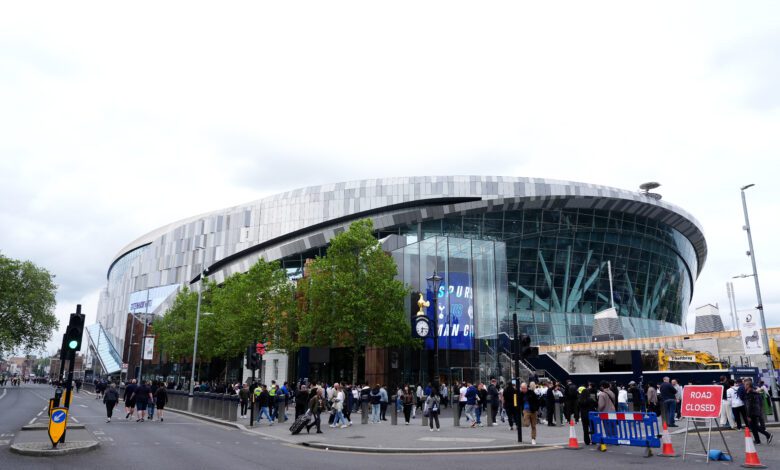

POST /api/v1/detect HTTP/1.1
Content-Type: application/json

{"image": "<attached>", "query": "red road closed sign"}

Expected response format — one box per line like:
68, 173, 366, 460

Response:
681, 385, 723, 419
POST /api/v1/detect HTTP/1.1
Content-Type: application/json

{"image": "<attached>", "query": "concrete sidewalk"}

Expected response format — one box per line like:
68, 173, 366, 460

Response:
238, 405, 572, 452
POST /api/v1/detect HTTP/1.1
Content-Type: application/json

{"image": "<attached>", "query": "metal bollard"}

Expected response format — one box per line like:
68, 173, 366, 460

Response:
487, 403, 494, 426
217, 395, 225, 419
361, 401, 369, 424
193, 392, 201, 414
454, 402, 461, 427
390, 396, 398, 425
222, 395, 231, 420
228, 395, 239, 421
209, 394, 218, 417
276, 400, 287, 423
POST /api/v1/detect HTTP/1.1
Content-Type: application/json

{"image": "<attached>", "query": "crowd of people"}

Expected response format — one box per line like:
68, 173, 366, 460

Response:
74, 372, 775, 447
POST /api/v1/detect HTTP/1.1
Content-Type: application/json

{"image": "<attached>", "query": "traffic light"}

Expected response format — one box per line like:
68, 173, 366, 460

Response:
518, 333, 538, 359
256, 342, 266, 356
64, 313, 85, 353
246, 345, 260, 370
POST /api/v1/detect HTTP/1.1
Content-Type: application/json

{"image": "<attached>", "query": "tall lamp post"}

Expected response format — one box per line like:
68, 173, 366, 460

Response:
427, 271, 442, 386
739, 183, 777, 419
188, 242, 208, 401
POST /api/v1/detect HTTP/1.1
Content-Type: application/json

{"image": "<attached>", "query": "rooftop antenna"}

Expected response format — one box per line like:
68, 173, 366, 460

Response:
639, 182, 662, 200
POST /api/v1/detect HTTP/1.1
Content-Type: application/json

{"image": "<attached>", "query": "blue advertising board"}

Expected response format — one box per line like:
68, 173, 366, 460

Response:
424, 271, 474, 351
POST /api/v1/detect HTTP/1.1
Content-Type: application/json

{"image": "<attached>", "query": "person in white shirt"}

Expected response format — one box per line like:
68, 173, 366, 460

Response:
719, 376, 736, 429
729, 380, 747, 430
458, 383, 468, 423
617, 386, 629, 412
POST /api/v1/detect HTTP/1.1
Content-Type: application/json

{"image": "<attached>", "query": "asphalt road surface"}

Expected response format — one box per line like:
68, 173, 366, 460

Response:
2, 384, 779, 469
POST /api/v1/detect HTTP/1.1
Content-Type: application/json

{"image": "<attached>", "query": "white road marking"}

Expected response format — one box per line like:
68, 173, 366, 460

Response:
28, 418, 37, 425
1, 433, 14, 437
0, 440, 10, 446
37, 411, 43, 416
71, 417, 79, 423
79, 404, 88, 408
0, 389, 6, 401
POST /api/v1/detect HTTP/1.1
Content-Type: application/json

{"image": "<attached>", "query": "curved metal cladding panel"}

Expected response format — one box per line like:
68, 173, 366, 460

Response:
110, 176, 705, 282
98, 176, 706, 346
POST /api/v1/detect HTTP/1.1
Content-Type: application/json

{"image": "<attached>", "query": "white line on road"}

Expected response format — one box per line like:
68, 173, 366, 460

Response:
28, 418, 37, 425
71, 417, 79, 423
37, 411, 43, 416
0, 389, 6, 401
79, 404, 88, 408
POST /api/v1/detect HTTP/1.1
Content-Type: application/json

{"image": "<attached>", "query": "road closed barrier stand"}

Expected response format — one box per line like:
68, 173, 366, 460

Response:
589, 412, 661, 457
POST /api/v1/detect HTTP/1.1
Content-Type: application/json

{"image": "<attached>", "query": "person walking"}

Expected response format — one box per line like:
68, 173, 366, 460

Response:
578, 382, 598, 445
475, 383, 487, 427
718, 376, 736, 429
729, 379, 747, 430
305, 387, 324, 434
546, 381, 556, 426
239, 383, 250, 418
564, 380, 579, 423
659, 377, 677, 427
124, 378, 138, 420
402, 385, 414, 425
256, 385, 273, 424
617, 385, 629, 412
370, 384, 382, 423
518, 382, 540, 445
464, 382, 478, 427
379, 384, 389, 421
503, 382, 518, 431
103, 383, 119, 422
131, 380, 152, 422
154, 383, 168, 422
745, 379, 773, 445
487, 379, 500, 425
425, 389, 442, 431
294, 384, 308, 419
647, 383, 658, 414
628, 381, 642, 412
147, 381, 157, 421
597, 381, 616, 412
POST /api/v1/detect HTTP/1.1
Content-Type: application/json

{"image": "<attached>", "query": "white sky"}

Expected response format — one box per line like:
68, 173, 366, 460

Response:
1, 2, 778, 356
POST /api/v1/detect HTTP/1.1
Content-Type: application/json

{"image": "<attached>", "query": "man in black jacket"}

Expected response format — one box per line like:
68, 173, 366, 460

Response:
295, 385, 309, 418
744, 379, 773, 444
564, 379, 579, 423
578, 382, 598, 445
487, 379, 500, 425
546, 382, 556, 426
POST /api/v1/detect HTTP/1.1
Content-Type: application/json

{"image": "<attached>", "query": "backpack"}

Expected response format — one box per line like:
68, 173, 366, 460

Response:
370, 391, 381, 405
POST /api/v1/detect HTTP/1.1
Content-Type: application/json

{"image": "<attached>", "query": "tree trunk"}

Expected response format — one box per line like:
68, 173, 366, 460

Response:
353, 347, 360, 385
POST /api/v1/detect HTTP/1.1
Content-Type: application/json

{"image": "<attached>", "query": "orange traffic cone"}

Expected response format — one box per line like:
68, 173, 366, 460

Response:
741, 428, 767, 468
566, 418, 582, 450
659, 421, 678, 457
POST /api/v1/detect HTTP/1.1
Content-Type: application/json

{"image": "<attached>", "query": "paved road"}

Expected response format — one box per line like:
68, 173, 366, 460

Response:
3, 384, 779, 469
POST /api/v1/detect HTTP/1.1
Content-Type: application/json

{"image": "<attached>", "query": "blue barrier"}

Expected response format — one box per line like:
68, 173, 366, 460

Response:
589, 412, 661, 456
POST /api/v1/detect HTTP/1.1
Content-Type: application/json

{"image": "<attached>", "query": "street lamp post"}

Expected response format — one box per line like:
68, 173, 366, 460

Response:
188, 242, 208, 403
427, 271, 443, 387
739, 183, 777, 420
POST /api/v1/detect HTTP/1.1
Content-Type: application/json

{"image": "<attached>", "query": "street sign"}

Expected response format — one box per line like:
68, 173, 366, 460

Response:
681, 385, 722, 419
48, 407, 69, 447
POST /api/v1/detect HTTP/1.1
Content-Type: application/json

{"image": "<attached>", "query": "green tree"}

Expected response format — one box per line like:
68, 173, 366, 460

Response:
0, 253, 58, 354
211, 259, 296, 359
154, 282, 219, 376
297, 219, 411, 382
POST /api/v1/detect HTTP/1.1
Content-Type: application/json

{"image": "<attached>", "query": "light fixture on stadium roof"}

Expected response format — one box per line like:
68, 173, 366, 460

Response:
639, 182, 662, 200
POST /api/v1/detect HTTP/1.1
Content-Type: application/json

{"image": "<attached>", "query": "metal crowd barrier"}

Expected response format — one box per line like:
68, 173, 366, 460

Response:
589, 411, 661, 456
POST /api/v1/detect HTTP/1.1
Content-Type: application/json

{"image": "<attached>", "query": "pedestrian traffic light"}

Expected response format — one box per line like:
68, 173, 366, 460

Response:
64, 313, 85, 352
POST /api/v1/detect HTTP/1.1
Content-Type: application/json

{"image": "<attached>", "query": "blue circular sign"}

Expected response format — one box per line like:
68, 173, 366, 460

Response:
52, 410, 66, 423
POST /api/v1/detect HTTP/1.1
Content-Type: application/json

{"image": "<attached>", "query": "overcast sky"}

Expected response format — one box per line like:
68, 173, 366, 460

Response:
1, 2, 778, 356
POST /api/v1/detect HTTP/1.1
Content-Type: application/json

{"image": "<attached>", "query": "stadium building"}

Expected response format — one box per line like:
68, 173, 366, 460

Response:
89, 176, 706, 385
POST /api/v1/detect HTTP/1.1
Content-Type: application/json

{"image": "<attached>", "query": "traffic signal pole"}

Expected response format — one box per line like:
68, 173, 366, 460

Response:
60, 304, 84, 443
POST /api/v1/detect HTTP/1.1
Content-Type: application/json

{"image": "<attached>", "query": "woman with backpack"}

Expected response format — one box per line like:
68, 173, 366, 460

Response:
103, 383, 119, 422
425, 389, 442, 431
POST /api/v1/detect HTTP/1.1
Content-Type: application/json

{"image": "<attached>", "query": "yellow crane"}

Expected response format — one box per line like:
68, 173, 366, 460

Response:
770, 338, 780, 370
658, 348, 728, 371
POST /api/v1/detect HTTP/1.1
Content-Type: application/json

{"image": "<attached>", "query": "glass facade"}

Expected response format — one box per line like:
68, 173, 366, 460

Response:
392, 208, 696, 346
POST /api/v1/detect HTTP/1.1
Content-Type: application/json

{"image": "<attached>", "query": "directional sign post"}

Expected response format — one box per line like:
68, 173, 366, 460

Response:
48, 407, 69, 448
